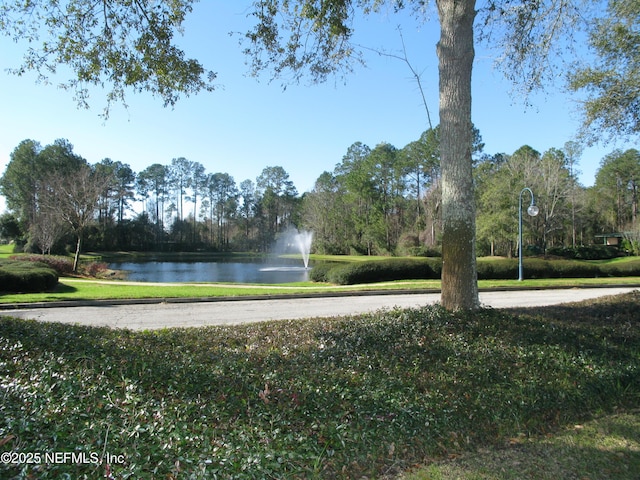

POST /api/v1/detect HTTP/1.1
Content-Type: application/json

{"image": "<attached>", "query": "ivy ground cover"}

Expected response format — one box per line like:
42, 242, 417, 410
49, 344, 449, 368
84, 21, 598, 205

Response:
1, 292, 639, 478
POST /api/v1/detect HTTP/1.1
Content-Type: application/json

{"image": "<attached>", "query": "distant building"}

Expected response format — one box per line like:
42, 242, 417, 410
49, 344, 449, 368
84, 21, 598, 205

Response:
594, 233, 625, 247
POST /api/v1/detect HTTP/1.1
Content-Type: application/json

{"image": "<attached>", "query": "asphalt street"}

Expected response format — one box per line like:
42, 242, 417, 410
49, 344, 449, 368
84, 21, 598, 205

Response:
2, 287, 637, 330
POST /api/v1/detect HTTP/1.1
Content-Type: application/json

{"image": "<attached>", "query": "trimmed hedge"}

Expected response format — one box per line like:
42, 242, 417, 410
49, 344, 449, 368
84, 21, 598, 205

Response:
476, 258, 605, 279
9, 254, 74, 275
312, 257, 640, 285
600, 259, 640, 277
308, 262, 336, 283
0, 260, 59, 293
478, 257, 640, 279
546, 245, 619, 260
322, 258, 442, 285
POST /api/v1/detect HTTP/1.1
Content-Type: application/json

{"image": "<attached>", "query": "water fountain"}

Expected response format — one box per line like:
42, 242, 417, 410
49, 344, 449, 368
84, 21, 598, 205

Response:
293, 230, 313, 269
258, 228, 314, 274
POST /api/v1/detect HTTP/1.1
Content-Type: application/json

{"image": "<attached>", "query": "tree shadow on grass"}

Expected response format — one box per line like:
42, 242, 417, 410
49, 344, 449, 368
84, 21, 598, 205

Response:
52, 283, 77, 294
503, 290, 640, 327
0, 282, 77, 297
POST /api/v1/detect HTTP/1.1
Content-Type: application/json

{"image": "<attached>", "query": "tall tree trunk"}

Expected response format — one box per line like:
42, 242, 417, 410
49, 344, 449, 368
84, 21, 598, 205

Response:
193, 192, 197, 245
437, 0, 479, 310
632, 181, 638, 226
73, 234, 82, 273
155, 192, 161, 243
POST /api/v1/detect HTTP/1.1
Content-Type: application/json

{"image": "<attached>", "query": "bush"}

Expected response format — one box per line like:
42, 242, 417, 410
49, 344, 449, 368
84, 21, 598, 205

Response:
621, 238, 640, 256
546, 245, 620, 260
541, 259, 601, 278
308, 262, 336, 283
317, 256, 640, 285
9, 254, 74, 275
0, 259, 58, 292
600, 259, 640, 277
476, 258, 518, 279
79, 261, 109, 277
477, 258, 605, 280
326, 258, 442, 285
404, 245, 442, 257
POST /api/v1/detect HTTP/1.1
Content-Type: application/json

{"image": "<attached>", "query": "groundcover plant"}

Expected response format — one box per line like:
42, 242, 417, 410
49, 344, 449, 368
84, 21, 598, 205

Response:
0, 292, 639, 478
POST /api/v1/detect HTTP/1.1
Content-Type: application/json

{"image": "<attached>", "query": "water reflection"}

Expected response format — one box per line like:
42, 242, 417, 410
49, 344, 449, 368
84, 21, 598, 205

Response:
109, 260, 310, 284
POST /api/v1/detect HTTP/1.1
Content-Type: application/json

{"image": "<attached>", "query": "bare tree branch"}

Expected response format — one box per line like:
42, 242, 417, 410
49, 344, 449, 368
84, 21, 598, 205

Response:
356, 26, 434, 130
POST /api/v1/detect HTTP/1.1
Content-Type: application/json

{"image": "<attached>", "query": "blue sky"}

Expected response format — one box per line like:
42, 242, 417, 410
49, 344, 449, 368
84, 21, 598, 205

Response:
0, 2, 626, 213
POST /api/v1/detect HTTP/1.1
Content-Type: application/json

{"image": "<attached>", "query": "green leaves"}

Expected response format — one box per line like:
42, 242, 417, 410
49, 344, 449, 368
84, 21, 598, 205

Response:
312, 256, 640, 285
568, 0, 640, 139
1, 291, 639, 477
0, 259, 58, 292
244, 0, 363, 84
0, 0, 216, 116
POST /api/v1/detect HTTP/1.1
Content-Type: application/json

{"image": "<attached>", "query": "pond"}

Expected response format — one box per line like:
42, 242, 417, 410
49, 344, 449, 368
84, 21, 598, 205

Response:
108, 259, 311, 284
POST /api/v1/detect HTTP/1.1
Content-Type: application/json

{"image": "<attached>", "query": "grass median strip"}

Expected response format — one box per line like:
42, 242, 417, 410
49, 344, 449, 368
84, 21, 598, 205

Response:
0, 278, 439, 304
1, 276, 640, 305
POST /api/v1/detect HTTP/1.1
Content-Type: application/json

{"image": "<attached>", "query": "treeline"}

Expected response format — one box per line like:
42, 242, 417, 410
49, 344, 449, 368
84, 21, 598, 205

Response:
1, 131, 639, 261
305, 131, 640, 257
0, 139, 300, 260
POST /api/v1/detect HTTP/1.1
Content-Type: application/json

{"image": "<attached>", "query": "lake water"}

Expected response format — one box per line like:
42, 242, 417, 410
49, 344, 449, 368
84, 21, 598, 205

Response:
109, 260, 311, 283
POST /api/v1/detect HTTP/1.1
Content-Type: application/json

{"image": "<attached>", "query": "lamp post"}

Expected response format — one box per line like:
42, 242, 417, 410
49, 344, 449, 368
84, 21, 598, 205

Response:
519, 187, 539, 281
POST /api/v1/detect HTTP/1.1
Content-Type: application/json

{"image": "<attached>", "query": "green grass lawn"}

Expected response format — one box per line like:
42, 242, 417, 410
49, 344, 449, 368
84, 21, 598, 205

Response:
586, 256, 639, 264
0, 243, 15, 257
2, 250, 640, 305
1, 292, 639, 478
1, 276, 640, 304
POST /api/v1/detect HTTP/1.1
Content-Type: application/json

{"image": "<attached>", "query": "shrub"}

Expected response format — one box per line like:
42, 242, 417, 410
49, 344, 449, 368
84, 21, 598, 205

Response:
600, 259, 640, 277
9, 254, 74, 275
80, 261, 109, 278
317, 256, 640, 285
478, 258, 616, 280
308, 262, 335, 283
544, 259, 602, 278
405, 245, 442, 257
476, 258, 518, 279
546, 245, 619, 260
326, 258, 442, 285
0, 259, 58, 292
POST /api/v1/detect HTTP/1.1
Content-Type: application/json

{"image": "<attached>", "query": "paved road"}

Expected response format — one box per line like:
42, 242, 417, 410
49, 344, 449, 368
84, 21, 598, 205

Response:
2, 287, 636, 330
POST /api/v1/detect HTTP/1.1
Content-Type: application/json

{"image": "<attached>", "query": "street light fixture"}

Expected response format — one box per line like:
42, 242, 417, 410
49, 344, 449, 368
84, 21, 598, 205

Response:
519, 187, 539, 281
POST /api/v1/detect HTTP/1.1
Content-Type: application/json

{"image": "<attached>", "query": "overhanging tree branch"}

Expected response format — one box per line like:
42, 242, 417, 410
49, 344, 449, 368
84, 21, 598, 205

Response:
356, 26, 434, 131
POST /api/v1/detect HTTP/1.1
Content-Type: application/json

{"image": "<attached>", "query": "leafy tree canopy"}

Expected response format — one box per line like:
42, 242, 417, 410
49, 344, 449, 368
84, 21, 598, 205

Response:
0, 0, 216, 116
1, 1, 593, 112
569, 0, 640, 140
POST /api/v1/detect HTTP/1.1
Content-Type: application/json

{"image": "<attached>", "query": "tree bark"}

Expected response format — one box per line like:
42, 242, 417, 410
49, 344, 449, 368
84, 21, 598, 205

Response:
437, 0, 479, 310
73, 234, 82, 273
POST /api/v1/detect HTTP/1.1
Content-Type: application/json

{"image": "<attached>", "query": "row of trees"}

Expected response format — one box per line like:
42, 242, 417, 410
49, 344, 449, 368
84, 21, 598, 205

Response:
0, 139, 300, 263
0, 139, 113, 270
2, 132, 639, 262
305, 133, 640, 257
